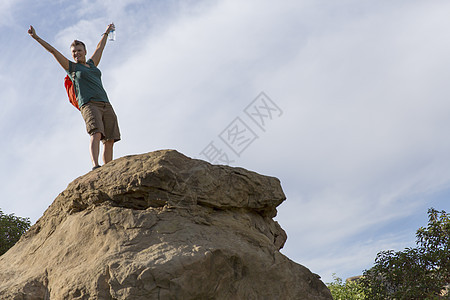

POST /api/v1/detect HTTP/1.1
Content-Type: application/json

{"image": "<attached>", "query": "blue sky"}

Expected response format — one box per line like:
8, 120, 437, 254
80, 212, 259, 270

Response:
2, 0, 450, 283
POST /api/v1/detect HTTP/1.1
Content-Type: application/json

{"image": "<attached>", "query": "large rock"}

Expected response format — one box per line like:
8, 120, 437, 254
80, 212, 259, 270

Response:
0, 150, 332, 299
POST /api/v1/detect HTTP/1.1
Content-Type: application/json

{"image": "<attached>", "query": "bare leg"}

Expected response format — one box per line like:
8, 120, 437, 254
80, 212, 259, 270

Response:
103, 140, 114, 164
90, 132, 102, 167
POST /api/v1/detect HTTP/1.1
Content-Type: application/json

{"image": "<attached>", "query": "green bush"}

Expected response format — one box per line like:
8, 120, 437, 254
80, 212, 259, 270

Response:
0, 209, 31, 255
361, 208, 450, 299
327, 273, 365, 299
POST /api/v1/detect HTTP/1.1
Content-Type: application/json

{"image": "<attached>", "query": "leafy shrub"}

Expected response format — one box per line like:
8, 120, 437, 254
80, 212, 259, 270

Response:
0, 209, 31, 255
361, 208, 450, 299
327, 273, 365, 299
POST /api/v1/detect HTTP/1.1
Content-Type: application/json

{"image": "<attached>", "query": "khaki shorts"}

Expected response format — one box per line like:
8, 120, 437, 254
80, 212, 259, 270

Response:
80, 101, 121, 143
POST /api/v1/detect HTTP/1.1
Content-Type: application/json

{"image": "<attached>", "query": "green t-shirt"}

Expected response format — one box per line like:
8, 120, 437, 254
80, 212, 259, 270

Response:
67, 59, 109, 108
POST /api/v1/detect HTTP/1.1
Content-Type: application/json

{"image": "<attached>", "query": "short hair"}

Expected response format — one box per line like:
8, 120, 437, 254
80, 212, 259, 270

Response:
70, 40, 86, 51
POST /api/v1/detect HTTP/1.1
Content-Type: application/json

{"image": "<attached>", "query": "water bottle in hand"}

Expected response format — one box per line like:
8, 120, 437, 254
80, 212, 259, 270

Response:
109, 23, 115, 41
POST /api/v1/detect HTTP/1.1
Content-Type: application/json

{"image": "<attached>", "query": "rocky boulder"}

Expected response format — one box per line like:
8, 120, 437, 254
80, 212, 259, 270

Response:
0, 150, 332, 299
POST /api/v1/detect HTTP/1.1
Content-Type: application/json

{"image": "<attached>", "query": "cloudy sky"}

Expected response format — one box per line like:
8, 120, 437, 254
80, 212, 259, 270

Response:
2, 0, 450, 283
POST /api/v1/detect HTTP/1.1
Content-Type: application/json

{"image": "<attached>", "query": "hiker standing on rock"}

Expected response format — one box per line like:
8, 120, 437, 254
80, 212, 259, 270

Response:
28, 24, 121, 171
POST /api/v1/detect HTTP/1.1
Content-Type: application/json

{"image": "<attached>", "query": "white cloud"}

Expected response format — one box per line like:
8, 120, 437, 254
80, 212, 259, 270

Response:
0, 0, 21, 28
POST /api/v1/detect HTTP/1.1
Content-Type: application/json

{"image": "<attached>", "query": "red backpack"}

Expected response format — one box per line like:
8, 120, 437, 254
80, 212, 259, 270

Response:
64, 75, 80, 110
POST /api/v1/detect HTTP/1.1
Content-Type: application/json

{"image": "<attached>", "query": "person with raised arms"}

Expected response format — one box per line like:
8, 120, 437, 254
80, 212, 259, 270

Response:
28, 24, 121, 170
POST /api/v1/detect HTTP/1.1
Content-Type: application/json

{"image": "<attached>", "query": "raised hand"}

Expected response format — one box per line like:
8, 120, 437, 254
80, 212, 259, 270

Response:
105, 23, 115, 35
28, 25, 37, 39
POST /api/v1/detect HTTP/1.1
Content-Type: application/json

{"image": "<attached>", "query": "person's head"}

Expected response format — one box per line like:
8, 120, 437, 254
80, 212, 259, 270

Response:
70, 40, 87, 64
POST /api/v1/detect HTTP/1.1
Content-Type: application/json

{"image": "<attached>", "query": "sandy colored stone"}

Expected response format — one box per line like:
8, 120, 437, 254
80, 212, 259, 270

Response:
0, 150, 332, 299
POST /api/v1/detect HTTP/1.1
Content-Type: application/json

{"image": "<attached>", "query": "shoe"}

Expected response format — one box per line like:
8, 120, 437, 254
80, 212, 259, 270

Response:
92, 165, 101, 171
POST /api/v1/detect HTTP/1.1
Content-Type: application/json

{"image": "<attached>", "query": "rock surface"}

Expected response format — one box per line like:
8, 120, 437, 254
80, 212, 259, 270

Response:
0, 150, 332, 299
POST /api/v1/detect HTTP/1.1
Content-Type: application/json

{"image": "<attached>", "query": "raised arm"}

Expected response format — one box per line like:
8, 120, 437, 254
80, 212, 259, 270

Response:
28, 26, 70, 71
90, 23, 115, 67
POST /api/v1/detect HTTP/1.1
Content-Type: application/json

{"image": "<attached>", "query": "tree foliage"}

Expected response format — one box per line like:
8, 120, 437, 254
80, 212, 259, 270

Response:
361, 208, 450, 299
326, 274, 365, 299
0, 209, 31, 255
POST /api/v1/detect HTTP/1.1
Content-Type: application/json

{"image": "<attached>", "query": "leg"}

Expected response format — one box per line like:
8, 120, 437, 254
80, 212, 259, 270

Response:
81, 103, 105, 168
102, 140, 115, 164
90, 132, 102, 167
